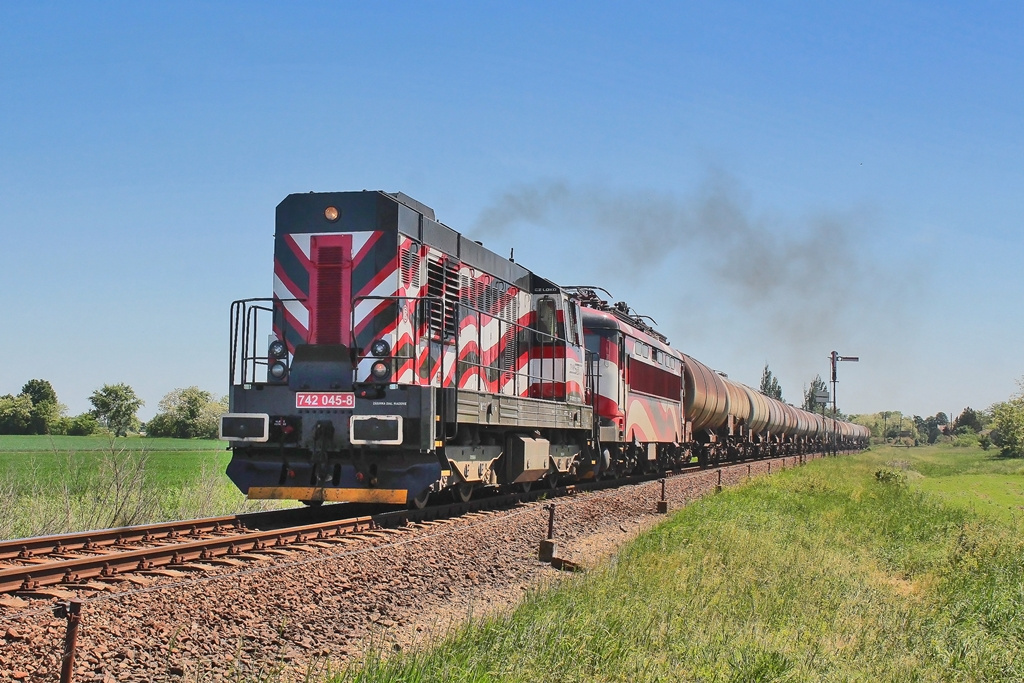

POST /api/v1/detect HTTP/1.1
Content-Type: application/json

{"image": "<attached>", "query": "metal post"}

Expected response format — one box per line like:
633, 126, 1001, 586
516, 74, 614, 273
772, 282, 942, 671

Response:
57, 600, 83, 683
538, 504, 557, 562
830, 351, 859, 456
715, 468, 722, 493
831, 350, 838, 457
657, 478, 668, 513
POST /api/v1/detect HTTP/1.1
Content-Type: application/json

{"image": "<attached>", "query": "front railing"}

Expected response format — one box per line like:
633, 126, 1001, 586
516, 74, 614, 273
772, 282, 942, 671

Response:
228, 297, 302, 386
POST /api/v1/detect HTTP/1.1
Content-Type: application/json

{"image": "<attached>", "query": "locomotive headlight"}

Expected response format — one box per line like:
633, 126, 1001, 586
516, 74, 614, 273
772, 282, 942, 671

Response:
370, 360, 390, 380
269, 361, 288, 381
370, 339, 391, 357
268, 339, 287, 359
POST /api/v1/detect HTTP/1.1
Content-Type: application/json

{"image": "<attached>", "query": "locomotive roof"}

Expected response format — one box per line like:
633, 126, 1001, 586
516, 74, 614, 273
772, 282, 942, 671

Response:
580, 306, 678, 356
276, 190, 550, 291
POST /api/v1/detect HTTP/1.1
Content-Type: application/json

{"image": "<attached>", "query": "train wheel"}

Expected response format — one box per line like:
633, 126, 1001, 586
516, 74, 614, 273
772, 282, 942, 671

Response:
453, 482, 474, 503
408, 489, 430, 510
518, 481, 532, 493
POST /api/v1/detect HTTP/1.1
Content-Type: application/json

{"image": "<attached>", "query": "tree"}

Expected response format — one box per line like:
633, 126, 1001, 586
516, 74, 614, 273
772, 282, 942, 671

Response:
760, 363, 783, 400
89, 384, 144, 437
19, 379, 66, 434
146, 387, 227, 439
21, 379, 57, 406
953, 407, 983, 434
992, 380, 1024, 458
0, 394, 33, 434
802, 374, 828, 412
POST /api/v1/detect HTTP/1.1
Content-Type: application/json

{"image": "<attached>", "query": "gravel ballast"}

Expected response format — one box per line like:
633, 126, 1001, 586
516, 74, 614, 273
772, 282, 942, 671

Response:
0, 457, 810, 681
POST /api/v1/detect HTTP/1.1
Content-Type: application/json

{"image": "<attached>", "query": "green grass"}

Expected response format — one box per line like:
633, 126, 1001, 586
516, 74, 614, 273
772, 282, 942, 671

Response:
0, 435, 231, 493
870, 444, 1024, 525
0, 435, 287, 539
0, 433, 226, 452
330, 446, 1024, 682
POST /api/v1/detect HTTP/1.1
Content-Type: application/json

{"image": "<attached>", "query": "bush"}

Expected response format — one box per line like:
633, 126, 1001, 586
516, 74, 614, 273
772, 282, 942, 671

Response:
66, 413, 99, 436
992, 397, 1024, 458
952, 432, 979, 448
0, 394, 33, 434
144, 412, 176, 438
146, 387, 226, 439
875, 468, 908, 486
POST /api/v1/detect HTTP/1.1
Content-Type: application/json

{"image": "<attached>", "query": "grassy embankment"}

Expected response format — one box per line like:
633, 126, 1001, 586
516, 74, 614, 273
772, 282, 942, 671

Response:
0, 435, 288, 540
333, 445, 1024, 682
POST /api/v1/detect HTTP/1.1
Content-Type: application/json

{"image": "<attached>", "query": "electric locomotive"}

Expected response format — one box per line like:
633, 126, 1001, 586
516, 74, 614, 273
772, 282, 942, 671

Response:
219, 191, 595, 507
572, 287, 869, 468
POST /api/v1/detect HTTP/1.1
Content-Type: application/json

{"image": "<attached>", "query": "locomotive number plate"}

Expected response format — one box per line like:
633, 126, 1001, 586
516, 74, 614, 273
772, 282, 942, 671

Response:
295, 392, 355, 409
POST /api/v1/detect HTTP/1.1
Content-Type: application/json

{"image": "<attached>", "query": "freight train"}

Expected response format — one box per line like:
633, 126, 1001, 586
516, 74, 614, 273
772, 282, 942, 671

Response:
219, 191, 869, 508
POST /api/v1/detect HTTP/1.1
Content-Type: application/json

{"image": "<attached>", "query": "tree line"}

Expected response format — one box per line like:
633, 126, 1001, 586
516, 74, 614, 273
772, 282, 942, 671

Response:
833, 387, 1024, 458
761, 363, 1024, 457
0, 380, 227, 439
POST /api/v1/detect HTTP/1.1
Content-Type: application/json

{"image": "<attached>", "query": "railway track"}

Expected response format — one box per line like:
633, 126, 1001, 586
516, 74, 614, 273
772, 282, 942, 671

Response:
0, 512, 379, 595
0, 454, 830, 598
0, 469, 668, 597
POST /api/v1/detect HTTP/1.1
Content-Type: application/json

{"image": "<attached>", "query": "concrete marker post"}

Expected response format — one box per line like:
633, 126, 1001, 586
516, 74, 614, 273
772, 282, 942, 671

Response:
538, 504, 557, 562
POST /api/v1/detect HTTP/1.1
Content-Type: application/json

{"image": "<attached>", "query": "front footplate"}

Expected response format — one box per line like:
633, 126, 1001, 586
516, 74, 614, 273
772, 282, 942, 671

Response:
247, 486, 408, 504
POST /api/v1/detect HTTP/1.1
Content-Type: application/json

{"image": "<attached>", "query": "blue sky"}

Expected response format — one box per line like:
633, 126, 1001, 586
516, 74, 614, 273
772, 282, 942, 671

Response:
2, 2, 1021, 421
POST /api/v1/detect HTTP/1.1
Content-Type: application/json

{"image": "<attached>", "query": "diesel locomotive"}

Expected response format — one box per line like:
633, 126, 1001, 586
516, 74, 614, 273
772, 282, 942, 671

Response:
219, 191, 868, 508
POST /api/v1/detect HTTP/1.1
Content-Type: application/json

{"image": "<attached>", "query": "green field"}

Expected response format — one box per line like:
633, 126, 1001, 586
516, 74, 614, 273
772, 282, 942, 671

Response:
333, 445, 1024, 682
891, 445, 1024, 525
0, 434, 287, 539
0, 434, 229, 452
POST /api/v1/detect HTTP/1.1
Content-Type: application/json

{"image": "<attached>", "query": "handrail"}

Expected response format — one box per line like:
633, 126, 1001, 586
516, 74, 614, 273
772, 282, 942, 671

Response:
227, 297, 302, 386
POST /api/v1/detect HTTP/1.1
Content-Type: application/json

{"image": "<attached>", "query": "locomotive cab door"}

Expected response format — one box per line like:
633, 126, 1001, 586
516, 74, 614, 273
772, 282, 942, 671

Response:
529, 294, 586, 403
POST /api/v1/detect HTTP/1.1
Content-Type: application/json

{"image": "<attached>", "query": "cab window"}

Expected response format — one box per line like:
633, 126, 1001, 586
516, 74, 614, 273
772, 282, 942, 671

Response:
535, 297, 557, 341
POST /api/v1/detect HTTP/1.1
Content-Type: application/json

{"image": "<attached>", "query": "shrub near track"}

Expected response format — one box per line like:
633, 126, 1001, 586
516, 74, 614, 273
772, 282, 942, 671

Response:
337, 448, 1024, 682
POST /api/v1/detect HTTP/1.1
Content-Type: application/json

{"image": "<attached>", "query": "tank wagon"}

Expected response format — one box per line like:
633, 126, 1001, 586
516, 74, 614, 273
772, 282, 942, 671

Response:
220, 191, 868, 507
